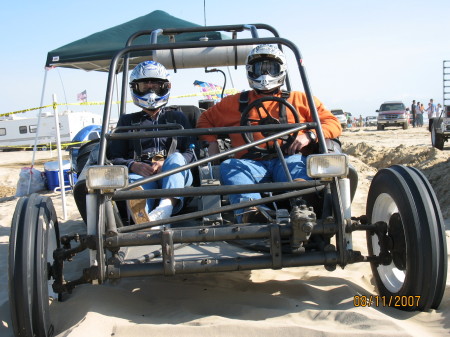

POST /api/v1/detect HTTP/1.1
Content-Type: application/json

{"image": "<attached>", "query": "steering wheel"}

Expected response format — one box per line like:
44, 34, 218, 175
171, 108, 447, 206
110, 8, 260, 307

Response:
240, 96, 301, 153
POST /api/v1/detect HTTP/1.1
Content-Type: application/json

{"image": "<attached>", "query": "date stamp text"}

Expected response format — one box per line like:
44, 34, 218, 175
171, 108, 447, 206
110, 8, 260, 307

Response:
353, 295, 421, 307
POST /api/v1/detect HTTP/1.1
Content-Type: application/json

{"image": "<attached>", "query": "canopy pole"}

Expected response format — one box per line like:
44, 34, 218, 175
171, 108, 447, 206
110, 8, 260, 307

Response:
52, 94, 67, 220
28, 68, 49, 194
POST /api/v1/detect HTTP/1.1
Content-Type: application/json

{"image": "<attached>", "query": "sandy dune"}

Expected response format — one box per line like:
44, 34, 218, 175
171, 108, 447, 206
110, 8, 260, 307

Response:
0, 126, 448, 337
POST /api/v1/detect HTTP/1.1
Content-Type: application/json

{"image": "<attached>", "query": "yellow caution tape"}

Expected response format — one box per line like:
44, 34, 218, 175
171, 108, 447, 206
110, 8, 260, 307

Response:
171, 89, 239, 99
0, 140, 91, 151
0, 104, 55, 117
1, 89, 240, 117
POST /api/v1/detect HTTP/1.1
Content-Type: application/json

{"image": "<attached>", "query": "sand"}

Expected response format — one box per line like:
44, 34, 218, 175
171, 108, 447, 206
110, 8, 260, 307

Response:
0, 126, 449, 337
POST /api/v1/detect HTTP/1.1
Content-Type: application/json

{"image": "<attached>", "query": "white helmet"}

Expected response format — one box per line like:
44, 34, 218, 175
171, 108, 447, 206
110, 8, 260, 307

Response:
129, 61, 171, 110
246, 45, 287, 91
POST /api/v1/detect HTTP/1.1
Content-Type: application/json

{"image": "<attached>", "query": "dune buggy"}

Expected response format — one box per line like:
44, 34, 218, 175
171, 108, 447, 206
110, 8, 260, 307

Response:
8, 24, 447, 337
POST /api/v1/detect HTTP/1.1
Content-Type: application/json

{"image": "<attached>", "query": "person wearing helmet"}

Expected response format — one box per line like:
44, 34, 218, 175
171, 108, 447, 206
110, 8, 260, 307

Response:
246, 44, 288, 93
196, 45, 342, 223
109, 61, 195, 225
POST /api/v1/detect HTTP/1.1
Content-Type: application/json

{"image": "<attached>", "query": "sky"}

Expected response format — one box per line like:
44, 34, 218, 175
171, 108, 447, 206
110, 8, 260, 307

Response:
1, 0, 450, 119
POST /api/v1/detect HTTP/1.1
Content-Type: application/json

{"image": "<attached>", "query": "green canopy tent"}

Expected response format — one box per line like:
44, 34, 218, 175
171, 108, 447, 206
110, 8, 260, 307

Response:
37, 11, 233, 211
38, 15, 260, 209
45, 10, 228, 72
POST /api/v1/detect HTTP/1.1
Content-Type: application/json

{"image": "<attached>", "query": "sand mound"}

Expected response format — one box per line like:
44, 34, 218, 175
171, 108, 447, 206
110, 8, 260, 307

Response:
343, 142, 447, 169
0, 186, 16, 198
342, 142, 450, 218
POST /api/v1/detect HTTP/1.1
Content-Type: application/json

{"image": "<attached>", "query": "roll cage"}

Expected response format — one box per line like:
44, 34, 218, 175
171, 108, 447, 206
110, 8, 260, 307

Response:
80, 23, 353, 281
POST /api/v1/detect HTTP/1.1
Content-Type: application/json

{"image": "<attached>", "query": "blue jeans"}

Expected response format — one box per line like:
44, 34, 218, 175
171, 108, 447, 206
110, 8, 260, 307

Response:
220, 154, 311, 221
129, 152, 193, 214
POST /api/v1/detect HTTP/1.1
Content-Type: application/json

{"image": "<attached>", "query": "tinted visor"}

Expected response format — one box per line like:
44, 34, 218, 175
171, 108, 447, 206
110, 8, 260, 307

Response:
248, 60, 282, 79
131, 79, 170, 96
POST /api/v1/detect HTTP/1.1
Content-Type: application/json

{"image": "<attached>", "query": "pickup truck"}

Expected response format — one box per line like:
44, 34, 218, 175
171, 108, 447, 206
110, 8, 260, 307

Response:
376, 101, 409, 130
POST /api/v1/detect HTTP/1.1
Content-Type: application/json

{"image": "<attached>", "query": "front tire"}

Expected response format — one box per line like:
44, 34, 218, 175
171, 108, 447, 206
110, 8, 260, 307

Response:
366, 166, 447, 311
9, 194, 61, 337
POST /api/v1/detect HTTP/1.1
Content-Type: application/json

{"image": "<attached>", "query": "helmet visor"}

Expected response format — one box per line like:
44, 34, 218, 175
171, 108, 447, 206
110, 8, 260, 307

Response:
131, 79, 170, 96
248, 60, 282, 79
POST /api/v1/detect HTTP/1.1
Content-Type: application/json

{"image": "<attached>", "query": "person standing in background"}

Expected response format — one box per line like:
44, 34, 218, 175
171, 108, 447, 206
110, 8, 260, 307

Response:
436, 103, 443, 117
416, 102, 424, 127
427, 100, 436, 132
411, 100, 417, 128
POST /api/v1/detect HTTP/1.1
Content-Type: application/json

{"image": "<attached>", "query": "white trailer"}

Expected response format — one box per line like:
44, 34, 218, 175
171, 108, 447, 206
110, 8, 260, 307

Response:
0, 111, 103, 150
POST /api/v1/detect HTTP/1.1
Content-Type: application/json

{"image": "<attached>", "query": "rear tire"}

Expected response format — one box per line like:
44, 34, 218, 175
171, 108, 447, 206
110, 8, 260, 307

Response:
431, 124, 445, 150
366, 165, 447, 311
9, 194, 60, 336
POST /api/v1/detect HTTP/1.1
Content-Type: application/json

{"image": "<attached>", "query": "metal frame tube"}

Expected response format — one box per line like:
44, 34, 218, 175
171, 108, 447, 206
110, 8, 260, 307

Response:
108, 123, 313, 139
107, 220, 337, 248
117, 185, 324, 233
86, 193, 98, 267
114, 181, 323, 200
108, 251, 338, 279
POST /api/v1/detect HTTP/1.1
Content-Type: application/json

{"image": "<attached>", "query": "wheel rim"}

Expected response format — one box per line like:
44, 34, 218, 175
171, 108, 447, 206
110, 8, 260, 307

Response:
371, 192, 406, 292
388, 213, 406, 270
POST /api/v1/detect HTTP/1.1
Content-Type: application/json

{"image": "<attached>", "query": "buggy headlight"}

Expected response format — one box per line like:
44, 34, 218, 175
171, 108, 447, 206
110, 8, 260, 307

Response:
307, 154, 349, 178
86, 165, 128, 190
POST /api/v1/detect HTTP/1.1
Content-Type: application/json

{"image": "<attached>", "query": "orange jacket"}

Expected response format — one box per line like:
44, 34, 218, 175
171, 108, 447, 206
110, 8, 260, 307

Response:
196, 90, 342, 158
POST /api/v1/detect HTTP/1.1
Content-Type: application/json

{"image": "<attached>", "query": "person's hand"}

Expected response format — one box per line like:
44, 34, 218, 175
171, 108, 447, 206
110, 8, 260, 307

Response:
286, 133, 311, 155
151, 160, 164, 174
130, 161, 163, 176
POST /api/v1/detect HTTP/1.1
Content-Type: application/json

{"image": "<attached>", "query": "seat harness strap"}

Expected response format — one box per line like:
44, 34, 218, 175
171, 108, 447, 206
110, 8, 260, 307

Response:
130, 109, 178, 161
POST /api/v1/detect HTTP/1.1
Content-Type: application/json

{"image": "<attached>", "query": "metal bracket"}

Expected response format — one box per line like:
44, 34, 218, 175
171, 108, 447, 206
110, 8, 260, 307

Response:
199, 165, 223, 225
270, 225, 282, 269
275, 209, 290, 225
162, 229, 175, 275
290, 205, 317, 249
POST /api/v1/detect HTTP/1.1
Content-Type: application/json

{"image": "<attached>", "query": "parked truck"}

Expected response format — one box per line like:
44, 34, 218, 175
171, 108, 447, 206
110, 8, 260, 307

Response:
376, 101, 409, 130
